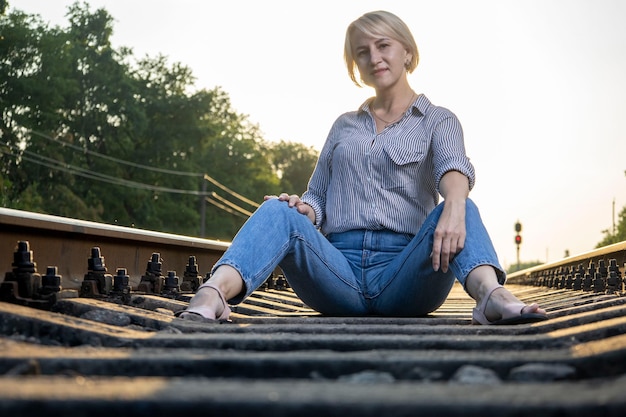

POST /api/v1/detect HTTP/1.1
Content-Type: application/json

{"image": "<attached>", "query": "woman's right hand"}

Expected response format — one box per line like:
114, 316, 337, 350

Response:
264, 193, 316, 224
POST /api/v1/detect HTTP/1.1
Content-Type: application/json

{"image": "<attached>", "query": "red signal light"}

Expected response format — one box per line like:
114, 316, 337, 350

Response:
515, 235, 522, 245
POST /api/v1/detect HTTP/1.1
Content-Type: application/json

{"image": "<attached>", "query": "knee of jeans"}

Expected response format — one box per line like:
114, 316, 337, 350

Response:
258, 198, 303, 225
465, 198, 478, 213
260, 197, 288, 214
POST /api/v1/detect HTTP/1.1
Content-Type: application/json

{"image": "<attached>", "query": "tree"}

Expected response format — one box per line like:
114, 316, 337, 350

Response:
269, 140, 318, 195
596, 171, 626, 248
507, 260, 544, 274
0, 8, 92, 216
196, 88, 280, 238
597, 205, 626, 248
1, 2, 319, 241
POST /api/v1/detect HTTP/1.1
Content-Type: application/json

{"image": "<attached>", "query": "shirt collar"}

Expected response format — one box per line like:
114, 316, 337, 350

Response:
358, 93, 428, 117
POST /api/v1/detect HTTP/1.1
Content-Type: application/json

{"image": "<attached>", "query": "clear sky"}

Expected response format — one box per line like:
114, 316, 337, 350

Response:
10, 0, 626, 268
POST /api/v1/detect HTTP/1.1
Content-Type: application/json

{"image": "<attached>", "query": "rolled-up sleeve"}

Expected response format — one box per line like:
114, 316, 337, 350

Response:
431, 113, 476, 193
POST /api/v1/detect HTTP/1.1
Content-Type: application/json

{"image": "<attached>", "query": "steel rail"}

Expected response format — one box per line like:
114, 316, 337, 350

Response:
0, 207, 229, 290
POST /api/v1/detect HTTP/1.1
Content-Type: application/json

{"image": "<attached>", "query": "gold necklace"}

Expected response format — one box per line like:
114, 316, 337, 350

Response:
372, 92, 417, 127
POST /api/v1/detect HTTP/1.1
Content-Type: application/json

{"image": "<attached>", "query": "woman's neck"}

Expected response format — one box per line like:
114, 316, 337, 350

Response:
370, 89, 417, 133
373, 89, 416, 112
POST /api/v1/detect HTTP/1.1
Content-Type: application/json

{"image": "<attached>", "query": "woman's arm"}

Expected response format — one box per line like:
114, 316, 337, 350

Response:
431, 170, 469, 273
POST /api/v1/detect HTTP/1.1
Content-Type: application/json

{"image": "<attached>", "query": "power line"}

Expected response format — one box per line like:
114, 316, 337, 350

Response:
27, 128, 260, 209
3, 145, 258, 217
210, 191, 253, 216
3, 146, 255, 222
28, 129, 203, 177
205, 196, 248, 219
1, 147, 205, 195
204, 174, 259, 208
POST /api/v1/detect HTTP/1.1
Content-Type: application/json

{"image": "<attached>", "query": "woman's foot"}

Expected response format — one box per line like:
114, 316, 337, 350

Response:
473, 284, 547, 325
176, 265, 244, 322
467, 266, 548, 325
177, 283, 231, 321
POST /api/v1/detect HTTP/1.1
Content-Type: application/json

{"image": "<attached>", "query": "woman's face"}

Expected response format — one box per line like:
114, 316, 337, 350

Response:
351, 30, 410, 90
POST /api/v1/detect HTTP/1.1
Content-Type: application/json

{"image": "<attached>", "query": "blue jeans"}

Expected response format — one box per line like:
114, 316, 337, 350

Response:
212, 198, 505, 316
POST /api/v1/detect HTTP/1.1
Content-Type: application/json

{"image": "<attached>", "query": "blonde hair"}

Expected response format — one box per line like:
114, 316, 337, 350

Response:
344, 10, 419, 87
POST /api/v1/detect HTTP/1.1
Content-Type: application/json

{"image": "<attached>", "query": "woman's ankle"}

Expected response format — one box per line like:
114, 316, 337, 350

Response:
208, 265, 244, 301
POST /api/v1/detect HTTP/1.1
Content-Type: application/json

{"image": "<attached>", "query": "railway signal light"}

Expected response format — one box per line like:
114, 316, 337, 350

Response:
514, 221, 522, 269
514, 221, 522, 245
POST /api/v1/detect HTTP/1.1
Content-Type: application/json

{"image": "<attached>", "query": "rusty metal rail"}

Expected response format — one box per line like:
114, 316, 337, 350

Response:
1, 207, 626, 416
0, 207, 230, 290
507, 240, 626, 292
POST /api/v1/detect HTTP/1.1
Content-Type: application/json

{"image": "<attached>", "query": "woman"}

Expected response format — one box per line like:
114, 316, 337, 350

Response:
178, 10, 547, 325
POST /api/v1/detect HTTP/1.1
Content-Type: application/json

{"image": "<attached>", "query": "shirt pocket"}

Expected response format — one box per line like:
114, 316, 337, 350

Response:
381, 136, 429, 196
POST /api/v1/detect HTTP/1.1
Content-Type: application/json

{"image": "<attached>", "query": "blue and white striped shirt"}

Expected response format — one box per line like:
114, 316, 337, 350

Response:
301, 94, 475, 235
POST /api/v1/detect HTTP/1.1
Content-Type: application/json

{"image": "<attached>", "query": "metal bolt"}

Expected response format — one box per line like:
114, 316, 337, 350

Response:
12, 241, 36, 274
163, 271, 180, 293
88, 247, 107, 273
41, 266, 62, 294
182, 256, 202, 292
145, 253, 163, 276
113, 268, 131, 292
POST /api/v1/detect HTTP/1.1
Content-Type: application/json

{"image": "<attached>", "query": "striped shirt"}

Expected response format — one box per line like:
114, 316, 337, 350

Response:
301, 94, 475, 236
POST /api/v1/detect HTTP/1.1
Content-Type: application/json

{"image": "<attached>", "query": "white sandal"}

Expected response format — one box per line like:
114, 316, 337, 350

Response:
175, 283, 231, 321
472, 283, 547, 325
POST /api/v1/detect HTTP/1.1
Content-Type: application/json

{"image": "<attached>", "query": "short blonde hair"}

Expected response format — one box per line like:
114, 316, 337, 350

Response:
344, 10, 419, 87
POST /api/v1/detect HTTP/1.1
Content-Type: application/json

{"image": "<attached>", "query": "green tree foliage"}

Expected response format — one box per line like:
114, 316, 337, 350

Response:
507, 261, 544, 274
596, 172, 626, 248
596, 204, 626, 248
0, 2, 318, 240
269, 140, 319, 194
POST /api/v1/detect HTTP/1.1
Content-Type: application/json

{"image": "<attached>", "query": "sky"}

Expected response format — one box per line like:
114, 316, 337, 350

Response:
10, 0, 626, 268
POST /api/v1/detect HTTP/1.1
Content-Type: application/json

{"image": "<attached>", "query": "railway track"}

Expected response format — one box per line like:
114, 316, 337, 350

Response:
1, 206, 626, 416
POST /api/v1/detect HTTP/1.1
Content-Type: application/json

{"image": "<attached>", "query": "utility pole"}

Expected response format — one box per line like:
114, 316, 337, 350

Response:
613, 198, 616, 237
199, 177, 207, 237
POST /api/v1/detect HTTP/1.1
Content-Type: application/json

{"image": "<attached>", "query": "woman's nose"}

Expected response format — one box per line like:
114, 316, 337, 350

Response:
369, 49, 382, 65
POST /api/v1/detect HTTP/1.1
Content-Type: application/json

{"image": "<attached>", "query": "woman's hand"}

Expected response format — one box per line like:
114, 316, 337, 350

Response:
433, 171, 470, 273
431, 198, 466, 273
264, 193, 316, 224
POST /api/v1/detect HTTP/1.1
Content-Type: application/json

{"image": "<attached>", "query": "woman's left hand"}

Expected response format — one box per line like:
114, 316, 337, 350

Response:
431, 198, 466, 273
433, 171, 470, 273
